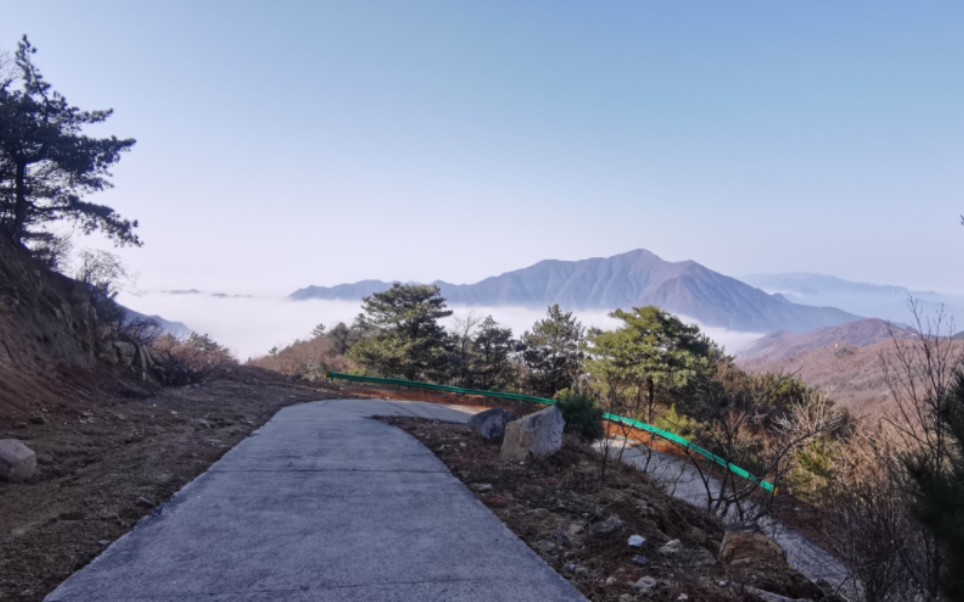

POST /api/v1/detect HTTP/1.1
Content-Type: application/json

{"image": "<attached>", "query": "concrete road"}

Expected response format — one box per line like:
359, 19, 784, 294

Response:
46, 399, 586, 602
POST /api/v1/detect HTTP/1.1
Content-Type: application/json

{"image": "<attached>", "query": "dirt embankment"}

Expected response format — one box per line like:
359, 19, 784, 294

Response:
388, 418, 832, 602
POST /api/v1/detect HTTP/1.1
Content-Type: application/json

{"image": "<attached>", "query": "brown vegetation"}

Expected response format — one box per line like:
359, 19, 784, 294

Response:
247, 335, 354, 380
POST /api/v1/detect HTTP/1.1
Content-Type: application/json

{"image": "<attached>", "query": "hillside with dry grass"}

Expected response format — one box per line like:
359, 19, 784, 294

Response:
737, 318, 964, 415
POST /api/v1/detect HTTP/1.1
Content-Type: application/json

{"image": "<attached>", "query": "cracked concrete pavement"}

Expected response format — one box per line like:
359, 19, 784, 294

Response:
46, 399, 586, 601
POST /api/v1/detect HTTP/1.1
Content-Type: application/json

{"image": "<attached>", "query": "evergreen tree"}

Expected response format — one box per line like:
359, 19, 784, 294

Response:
471, 316, 517, 390
905, 371, 964, 600
0, 36, 139, 248
584, 306, 718, 421
349, 283, 452, 380
520, 304, 584, 396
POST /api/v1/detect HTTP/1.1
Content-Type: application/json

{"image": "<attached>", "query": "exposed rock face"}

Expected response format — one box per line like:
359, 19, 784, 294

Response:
500, 406, 565, 462
0, 239, 155, 416
0, 439, 37, 482
0, 239, 99, 375
468, 408, 516, 443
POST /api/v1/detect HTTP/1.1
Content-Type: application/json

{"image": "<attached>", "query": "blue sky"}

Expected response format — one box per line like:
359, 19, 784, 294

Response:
3, 1, 963, 294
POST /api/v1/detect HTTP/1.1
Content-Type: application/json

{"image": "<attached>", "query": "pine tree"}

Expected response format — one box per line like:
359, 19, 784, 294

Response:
0, 36, 138, 249
520, 304, 584, 396
349, 283, 452, 380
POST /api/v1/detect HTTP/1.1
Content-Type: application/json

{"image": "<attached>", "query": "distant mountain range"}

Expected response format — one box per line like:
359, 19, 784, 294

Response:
291, 249, 861, 334
741, 273, 964, 329
736, 318, 935, 413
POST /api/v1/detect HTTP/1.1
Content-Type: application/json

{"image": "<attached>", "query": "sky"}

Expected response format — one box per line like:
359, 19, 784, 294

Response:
3, 1, 964, 299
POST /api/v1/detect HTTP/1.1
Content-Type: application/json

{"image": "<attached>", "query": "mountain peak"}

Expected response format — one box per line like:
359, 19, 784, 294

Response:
290, 250, 861, 334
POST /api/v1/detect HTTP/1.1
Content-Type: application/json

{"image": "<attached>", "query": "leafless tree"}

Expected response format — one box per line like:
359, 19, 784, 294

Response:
686, 377, 847, 524
875, 300, 964, 599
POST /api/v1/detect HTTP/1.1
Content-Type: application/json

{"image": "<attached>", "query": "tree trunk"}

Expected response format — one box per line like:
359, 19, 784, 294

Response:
11, 161, 28, 243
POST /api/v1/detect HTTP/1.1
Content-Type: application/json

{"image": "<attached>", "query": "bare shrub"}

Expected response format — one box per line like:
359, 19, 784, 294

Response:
248, 336, 353, 381
151, 333, 237, 385
823, 422, 921, 601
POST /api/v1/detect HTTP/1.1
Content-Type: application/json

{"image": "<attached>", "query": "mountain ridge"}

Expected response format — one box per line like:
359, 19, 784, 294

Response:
291, 249, 861, 334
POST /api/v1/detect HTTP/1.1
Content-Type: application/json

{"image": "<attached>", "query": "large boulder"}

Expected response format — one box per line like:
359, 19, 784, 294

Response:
468, 408, 516, 443
0, 439, 37, 482
720, 529, 824, 599
719, 529, 785, 567
500, 405, 565, 462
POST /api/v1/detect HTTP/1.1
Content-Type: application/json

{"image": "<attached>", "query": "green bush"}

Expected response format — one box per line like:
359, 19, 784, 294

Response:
555, 389, 604, 441
654, 404, 701, 438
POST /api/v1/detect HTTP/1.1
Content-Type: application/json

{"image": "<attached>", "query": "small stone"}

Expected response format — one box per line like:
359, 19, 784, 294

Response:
628, 534, 646, 548
13, 422, 27, 430
632, 555, 651, 566
468, 408, 516, 443
635, 575, 658, 593
677, 595, 689, 601
473, 482, 493, 492
691, 547, 716, 567
97, 540, 110, 547
28, 415, 47, 425
590, 516, 624, 536
534, 539, 556, 553
135, 496, 155, 509
0, 439, 37, 482
564, 562, 588, 575
193, 418, 211, 429
482, 495, 511, 508
658, 539, 683, 555
605, 576, 617, 585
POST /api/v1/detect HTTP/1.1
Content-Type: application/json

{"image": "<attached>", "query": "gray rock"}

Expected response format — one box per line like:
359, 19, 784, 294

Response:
658, 539, 683, 555
468, 408, 515, 443
589, 516, 624, 536
691, 547, 716, 567
28, 415, 47, 425
632, 554, 651, 566
0, 439, 37, 482
635, 575, 658, 593
193, 418, 212, 429
113, 341, 137, 368
564, 562, 588, 575
628, 534, 646, 548
534, 539, 556, 553
719, 529, 785, 566
500, 405, 565, 462
135, 496, 155, 509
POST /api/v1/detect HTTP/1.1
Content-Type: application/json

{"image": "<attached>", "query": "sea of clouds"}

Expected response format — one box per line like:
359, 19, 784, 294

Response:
117, 292, 763, 362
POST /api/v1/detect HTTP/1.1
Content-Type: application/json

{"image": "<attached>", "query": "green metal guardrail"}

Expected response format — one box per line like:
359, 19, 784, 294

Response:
326, 371, 775, 494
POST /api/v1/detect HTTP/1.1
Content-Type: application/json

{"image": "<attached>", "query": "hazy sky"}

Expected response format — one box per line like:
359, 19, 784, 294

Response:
4, 2, 963, 295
